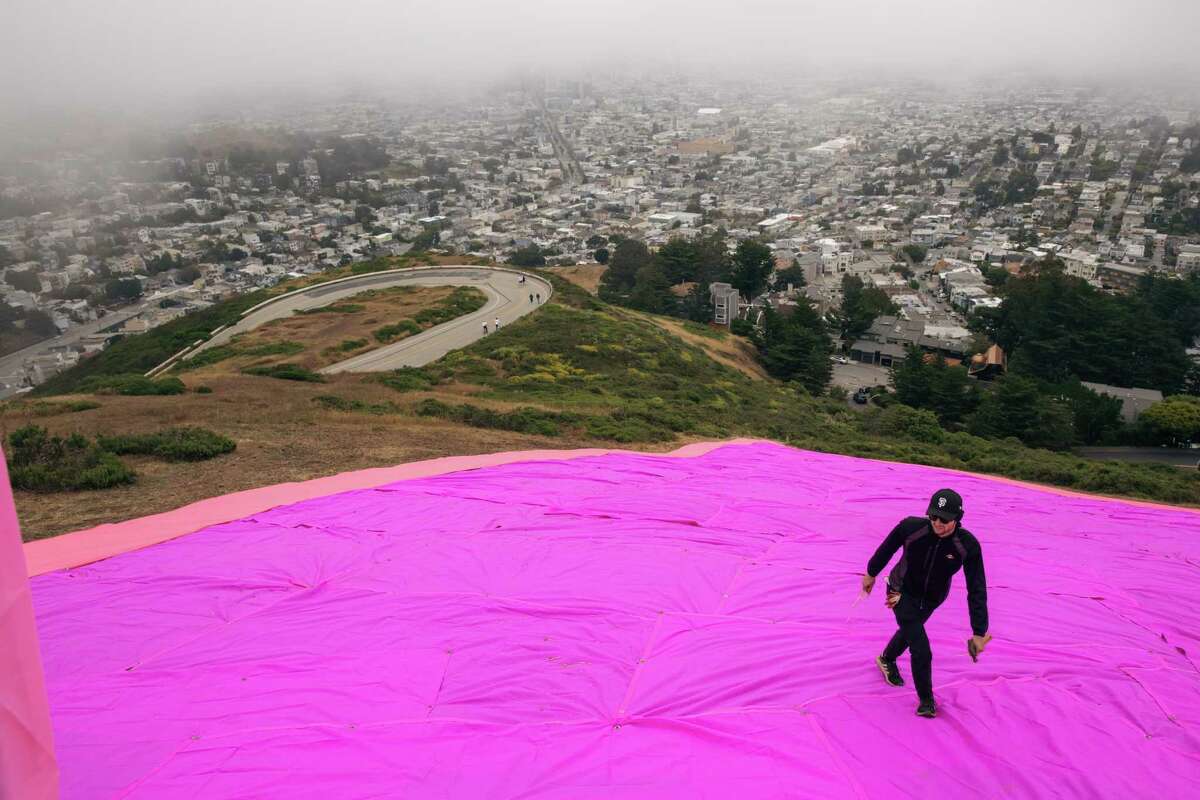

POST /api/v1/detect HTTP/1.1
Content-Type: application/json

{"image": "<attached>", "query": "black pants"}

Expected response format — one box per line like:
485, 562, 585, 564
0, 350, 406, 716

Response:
882, 594, 939, 702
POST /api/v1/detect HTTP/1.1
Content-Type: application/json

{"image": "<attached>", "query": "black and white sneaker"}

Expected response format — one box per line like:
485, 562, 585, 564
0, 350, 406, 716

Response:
876, 654, 904, 687
916, 698, 937, 718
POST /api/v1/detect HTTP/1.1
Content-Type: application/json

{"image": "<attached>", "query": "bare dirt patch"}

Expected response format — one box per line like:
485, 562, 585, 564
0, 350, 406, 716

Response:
546, 265, 607, 295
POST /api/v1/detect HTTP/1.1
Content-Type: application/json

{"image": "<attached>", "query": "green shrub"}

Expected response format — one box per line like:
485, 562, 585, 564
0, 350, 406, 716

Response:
97, 427, 236, 462
730, 319, 755, 338
866, 404, 945, 443
195, 385, 213, 394
336, 338, 368, 352
683, 321, 726, 339
297, 303, 365, 315
415, 398, 569, 437
378, 367, 435, 393
241, 341, 304, 357
177, 340, 303, 372
583, 413, 675, 443
242, 364, 326, 382
28, 400, 101, 416
79, 374, 186, 396
312, 395, 399, 415
5, 425, 136, 491
413, 397, 681, 443
176, 344, 240, 371
373, 287, 487, 341
373, 319, 422, 343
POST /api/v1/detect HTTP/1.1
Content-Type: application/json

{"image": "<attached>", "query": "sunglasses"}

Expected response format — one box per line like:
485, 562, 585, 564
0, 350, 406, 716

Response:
928, 514, 955, 524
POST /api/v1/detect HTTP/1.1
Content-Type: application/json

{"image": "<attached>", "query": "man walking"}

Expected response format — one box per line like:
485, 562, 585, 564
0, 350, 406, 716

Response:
861, 489, 989, 718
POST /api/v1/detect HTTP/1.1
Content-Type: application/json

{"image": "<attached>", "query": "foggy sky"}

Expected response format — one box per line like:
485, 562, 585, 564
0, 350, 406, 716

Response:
3, 0, 1199, 117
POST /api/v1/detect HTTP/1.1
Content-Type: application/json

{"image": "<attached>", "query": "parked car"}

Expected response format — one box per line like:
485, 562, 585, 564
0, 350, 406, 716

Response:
830, 355, 850, 364
853, 388, 869, 404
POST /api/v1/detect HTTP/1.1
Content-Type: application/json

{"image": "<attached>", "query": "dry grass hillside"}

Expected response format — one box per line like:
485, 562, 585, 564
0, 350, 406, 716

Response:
544, 264, 768, 380
4, 369, 689, 540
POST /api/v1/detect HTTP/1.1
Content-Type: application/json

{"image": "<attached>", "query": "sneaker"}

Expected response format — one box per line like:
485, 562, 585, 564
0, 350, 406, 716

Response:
916, 698, 937, 718
876, 655, 904, 687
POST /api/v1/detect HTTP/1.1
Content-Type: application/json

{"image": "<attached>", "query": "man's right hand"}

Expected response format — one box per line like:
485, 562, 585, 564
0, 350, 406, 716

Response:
861, 574, 876, 595
885, 591, 901, 609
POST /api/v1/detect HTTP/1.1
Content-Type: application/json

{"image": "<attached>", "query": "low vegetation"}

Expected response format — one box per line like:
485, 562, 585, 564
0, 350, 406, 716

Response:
312, 395, 401, 415
177, 340, 304, 371
24, 400, 101, 417
32, 290, 271, 395
242, 363, 326, 382
374, 319, 422, 343
78, 375, 186, 396
6, 426, 136, 491
373, 286, 487, 343
96, 427, 237, 462
297, 302, 365, 315
415, 399, 571, 438
5, 422, 238, 492
377, 367, 436, 393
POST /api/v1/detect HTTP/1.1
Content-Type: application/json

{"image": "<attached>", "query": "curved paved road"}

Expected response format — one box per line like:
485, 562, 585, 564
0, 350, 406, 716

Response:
179, 266, 551, 374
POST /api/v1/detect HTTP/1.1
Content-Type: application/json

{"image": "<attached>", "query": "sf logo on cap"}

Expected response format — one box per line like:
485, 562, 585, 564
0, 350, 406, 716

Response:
938, 497, 947, 508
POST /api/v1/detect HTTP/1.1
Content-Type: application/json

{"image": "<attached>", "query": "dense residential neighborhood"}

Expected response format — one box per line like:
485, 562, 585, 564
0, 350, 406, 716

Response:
2, 78, 1199, 399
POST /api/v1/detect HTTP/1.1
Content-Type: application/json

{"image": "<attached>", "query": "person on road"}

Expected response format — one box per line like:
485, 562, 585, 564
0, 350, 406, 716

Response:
494, 317, 501, 330
529, 293, 534, 303
481, 321, 489, 335
861, 489, 989, 718
535, 293, 541, 303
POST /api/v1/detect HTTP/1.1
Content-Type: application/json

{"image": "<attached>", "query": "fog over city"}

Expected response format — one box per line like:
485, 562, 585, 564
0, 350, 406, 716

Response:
4, 0, 1200, 121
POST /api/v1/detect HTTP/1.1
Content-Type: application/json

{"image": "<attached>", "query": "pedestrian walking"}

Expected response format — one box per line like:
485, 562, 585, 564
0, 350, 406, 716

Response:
535, 293, 541, 303
494, 317, 501, 330
481, 321, 489, 335
529, 293, 534, 303
861, 489, 990, 719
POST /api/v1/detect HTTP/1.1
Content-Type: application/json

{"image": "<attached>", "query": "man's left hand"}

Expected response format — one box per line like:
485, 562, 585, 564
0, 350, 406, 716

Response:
967, 634, 993, 662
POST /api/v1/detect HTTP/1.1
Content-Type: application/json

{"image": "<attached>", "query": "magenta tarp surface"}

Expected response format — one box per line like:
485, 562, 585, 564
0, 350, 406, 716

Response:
32, 442, 1200, 798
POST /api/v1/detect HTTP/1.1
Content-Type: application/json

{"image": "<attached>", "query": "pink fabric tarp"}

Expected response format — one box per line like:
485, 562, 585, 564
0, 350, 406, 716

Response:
23, 441, 754, 577
0, 448, 58, 799
29, 441, 1200, 797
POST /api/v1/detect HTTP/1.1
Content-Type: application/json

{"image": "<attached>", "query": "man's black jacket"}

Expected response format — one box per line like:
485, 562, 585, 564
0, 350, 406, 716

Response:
867, 516, 988, 636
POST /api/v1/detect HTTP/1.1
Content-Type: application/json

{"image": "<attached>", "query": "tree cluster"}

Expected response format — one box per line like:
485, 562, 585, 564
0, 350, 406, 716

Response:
972, 266, 1198, 395
4, 266, 42, 293
600, 230, 749, 320
839, 275, 898, 340
753, 303, 832, 394
890, 349, 1125, 450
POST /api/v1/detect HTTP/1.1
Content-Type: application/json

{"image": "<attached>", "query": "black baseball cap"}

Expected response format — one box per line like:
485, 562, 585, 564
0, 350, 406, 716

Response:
927, 489, 963, 522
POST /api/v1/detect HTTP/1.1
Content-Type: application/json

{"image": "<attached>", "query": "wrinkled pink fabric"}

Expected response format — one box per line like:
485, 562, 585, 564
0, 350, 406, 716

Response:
0, 449, 58, 799
31, 442, 1200, 798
